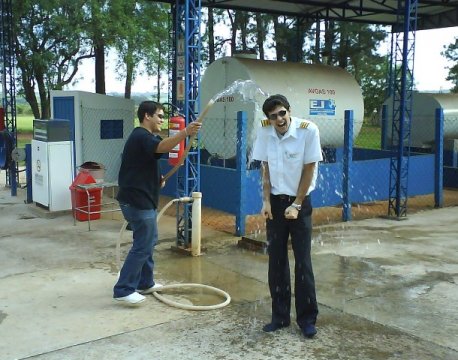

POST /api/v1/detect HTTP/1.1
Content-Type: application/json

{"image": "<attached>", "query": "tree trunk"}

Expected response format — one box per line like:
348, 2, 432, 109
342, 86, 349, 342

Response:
323, 20, 335, 65
95, 41, 106, 94
124, 61, 133, 99
35, 71, 50, 119
22, 80, 41, 119
338, 24, 349, 69
314, 19, 321, 63
208, 8, 215, 64
238, 12, 248, 51
157, 59, 161, 102
273, 16, 282, 60
286, 17, 306, 62
256, 13, 265, 60
227, 10, 237, 55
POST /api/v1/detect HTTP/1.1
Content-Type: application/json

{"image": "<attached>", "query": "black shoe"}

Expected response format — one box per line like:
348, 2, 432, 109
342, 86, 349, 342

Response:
262, 322, 290, 332
301, 323, 317, 338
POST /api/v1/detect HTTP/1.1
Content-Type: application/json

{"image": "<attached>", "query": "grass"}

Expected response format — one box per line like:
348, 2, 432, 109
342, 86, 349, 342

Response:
15, 115, 34, 149
16, 114, 34, 132
13, 114, 380, 150
354, 123, 381, 149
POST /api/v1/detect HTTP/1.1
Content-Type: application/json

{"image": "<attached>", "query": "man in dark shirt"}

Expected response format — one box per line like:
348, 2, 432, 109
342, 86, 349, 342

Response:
114, 101, 201, 305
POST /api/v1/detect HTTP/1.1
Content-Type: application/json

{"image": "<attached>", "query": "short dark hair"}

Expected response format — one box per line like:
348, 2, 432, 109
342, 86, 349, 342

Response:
262, 94, 290, 116
137, 101, 164, 123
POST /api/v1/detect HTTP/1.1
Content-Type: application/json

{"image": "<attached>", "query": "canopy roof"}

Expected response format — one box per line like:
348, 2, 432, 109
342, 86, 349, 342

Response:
161, 0, 458, 30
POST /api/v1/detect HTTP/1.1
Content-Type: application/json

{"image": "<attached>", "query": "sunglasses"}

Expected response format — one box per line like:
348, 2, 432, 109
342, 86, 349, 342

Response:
268, 109, 287, 121
149, 113, 164, 119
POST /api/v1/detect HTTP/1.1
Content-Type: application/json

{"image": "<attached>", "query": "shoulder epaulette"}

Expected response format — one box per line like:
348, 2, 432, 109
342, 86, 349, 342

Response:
299, 121, 310, 129
261, 119, 270, 127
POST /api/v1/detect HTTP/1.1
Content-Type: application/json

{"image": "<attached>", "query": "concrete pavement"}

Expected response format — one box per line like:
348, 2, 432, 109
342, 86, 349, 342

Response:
0, 183, 457, 360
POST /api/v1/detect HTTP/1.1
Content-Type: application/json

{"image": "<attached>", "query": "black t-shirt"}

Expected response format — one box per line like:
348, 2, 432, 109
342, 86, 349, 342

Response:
116, 127, 163, 209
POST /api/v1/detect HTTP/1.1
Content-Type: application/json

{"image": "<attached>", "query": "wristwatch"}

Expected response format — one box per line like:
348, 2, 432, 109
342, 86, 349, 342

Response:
291, 203, 302, 211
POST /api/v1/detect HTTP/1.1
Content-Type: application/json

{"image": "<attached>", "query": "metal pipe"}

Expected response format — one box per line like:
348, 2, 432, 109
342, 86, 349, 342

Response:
191, 192, 202, 256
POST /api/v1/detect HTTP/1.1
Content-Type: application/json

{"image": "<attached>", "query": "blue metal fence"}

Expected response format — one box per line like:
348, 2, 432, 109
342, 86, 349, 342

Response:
161, 109, 451, 236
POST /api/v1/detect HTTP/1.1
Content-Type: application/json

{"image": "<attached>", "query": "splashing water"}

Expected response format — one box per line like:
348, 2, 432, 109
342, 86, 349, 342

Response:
210, 79, 268, 104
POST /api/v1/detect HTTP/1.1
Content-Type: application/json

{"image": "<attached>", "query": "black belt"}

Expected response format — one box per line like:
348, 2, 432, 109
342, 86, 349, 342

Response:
271, 194, 309, 202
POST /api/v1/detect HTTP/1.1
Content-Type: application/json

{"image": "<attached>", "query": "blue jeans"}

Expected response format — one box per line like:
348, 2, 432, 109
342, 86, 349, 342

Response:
113, 203, 159, 298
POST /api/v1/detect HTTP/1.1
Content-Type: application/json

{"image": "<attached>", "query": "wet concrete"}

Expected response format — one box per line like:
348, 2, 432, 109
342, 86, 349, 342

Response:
0, 183, 457, 360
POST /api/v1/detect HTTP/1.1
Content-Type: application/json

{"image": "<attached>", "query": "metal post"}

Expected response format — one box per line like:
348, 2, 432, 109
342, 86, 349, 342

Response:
381, 104, 388, 150
342, 110, 353, 222
236, 111, 247, 236
173, 0, 202, 248
434, 108, 444, 208
388, 0, 417, 218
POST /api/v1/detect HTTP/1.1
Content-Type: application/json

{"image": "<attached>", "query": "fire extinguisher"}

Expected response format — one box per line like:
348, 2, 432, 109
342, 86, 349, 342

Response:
0, 107, 5, 131
168, 115, 185, 166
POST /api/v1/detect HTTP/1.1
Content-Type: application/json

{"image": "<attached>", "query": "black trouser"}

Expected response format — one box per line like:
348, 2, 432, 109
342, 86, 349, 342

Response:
266, 194, 318, 329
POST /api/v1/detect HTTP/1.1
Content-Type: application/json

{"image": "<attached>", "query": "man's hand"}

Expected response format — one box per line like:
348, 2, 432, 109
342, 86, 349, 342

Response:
261, 201, 273, 220
284, 205, 299, 219
185, 121, 202, 136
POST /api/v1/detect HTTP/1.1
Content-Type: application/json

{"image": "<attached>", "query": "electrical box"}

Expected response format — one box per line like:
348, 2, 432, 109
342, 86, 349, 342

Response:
33, 119, 71, 142
32, 139, 74, 211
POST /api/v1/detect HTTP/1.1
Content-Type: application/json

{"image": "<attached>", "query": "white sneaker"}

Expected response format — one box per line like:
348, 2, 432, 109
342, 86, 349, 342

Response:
138, 282, 163, 295
114, 292, 145, 305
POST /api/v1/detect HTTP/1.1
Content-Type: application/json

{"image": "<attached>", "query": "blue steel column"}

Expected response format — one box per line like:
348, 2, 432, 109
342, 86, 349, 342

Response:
0, 0, 18, 195
434, 108, 444, 208
388, 0, 417, 218
342, 110, 353, 222
236, 111, 248, 236
173, 0, 201, 247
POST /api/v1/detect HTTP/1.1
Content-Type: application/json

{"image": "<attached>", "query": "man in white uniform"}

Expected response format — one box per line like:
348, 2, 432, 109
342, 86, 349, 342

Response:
252, 94, 323, 338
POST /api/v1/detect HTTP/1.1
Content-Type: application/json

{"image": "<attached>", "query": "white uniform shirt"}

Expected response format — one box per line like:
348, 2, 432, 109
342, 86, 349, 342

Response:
252, 116, 323, 196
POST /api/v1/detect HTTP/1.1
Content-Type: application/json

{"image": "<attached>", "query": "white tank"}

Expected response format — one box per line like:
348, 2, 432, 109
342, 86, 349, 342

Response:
200, 56, 364, 159
382, 92, 458, 148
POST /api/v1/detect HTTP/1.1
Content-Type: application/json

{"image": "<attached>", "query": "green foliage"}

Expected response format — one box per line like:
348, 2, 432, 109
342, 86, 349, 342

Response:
16, 115, 35, 133
13, 0, 92, 118
16, 104, 34, 116
442, 37, 458, 93
112, 1, 169, 98
354, 123, 381, 149
331, 23, 389, 118
12, 0, 170, 114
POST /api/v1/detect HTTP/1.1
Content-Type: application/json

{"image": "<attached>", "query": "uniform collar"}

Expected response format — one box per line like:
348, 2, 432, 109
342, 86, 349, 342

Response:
268, 117, 298, 139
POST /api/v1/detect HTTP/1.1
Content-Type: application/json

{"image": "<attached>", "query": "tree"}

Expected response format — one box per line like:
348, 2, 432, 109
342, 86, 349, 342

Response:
207, 7, 216, 64
84, 0, 133, 95
272, 16, 313, 62
317, 22, 389, 118
442, 37, 458, 93
13, 0, 92, 119
341, 24, 388, 117
255, 13, 266, 59
111, 1, 169, 99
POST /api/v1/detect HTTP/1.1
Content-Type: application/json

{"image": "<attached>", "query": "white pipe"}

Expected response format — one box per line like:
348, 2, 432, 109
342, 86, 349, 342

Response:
191, 192, 202, 256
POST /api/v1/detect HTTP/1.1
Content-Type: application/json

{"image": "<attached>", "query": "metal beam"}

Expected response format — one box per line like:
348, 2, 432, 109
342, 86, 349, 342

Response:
173, 0, 202, 248
388, 0, 417, 218
0, 0, 18, 195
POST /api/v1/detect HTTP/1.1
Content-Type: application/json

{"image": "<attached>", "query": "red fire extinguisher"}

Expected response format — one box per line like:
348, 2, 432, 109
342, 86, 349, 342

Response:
168, 115, 185, 166
0, 107, 5, 131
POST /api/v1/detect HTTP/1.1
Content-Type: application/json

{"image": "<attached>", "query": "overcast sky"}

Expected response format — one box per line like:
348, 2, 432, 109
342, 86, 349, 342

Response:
68, 27, 458, 94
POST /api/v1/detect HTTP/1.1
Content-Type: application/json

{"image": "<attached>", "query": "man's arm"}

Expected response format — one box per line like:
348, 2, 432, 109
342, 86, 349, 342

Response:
261, 161, 273, 220
285, 162, 316, 219
294, 162, 316, 205
156, 121, 201, 153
